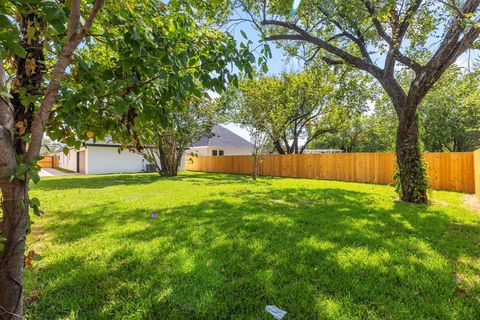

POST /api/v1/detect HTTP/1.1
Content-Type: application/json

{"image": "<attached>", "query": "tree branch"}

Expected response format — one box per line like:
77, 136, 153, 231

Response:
66, 0, 81, 41
262, 20, 384, 78
318, 7, 373, 63
300, 127, 337, 153
408, 0, 480, 111
361, 0, 393, 44
398, 0, 423, 40
362, 0, 423, 74
26, 0, 104, 162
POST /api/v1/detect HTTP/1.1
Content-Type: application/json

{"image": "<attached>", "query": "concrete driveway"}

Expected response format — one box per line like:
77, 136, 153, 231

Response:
39, 168, 77, 177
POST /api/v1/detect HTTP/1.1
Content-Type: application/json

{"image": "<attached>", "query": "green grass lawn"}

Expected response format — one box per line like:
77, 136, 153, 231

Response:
26, 172, 480, 319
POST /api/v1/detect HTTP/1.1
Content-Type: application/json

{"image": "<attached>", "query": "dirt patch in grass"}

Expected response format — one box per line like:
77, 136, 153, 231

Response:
463, 194, 480, 215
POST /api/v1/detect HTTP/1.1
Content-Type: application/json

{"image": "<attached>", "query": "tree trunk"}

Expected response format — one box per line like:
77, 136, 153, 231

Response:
293, 136, 299, 154
252, 153, 258, 180
157, 143, 178, 177
395, 113, 428, 203
173, 149, 183, 176
0, 3, 103, 318
158, 147, 171, 176
0, 180, 28, 320
273, 140, 285, 154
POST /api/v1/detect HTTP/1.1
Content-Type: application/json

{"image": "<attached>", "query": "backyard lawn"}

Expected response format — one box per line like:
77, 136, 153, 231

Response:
26, 172, 479, 319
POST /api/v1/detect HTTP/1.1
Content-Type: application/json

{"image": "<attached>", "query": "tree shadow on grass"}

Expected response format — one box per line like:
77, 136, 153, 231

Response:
34, 172, 275, 191
26, 186, 480, 319
34, 173, 163, 191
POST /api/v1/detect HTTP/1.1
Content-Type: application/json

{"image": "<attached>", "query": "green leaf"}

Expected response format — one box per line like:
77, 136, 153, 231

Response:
240, 30, 248, 40
31, 197, 41, 207
261, 62, 268, 73
30, 204, 43, 217
19, 199, 25, 210
31, 253, 42, 261
43, 1, 66, 34
15, 164, 29, 179
0, 90, 13, 99
30, 197, 44, 216
49, 18, 66, 34
10, 43, 26, 58
0, 14, 11, 28
16, 154, 24, 164
115, 100, 130, 114
21, 134, 31, 143
30, 171, 41, 184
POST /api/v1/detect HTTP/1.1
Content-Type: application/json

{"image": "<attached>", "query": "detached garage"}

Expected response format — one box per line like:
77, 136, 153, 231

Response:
59, 139, 147, 174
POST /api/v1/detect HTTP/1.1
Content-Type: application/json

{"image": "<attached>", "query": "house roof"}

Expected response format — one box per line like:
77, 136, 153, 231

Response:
192, 125, 253, 149
85, 137, 120, 147
83, 125, 253, 149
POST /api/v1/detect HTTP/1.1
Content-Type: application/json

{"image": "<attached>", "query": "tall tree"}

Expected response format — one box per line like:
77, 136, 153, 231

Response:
313, 66, 480, 153
141, 95, 218, 177
0, 0, 254, 317
251, 129, 271, 180
219, 76, 273, 179
53, 1, 253, 172
224, 68, 367, 154
0, 1, 104, 317
239, 0, 480, 203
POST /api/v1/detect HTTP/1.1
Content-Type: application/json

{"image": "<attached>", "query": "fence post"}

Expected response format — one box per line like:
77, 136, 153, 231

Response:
474, 149, 480, 200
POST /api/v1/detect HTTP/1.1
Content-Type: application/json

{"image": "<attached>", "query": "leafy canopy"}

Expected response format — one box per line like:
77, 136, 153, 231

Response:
222, 66, 372, 153
49, 0, 255, 150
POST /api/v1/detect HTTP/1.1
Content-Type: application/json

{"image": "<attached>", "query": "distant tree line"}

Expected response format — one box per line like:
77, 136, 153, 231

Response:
312, 67, 480, 153
226, 66, 480, 155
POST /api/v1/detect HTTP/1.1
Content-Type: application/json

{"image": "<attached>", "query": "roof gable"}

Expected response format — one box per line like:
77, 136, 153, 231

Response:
192, 125, 253, 149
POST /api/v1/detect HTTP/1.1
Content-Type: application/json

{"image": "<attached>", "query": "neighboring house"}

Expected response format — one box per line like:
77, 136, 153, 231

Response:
59, 125, 253, 174
187, 125, 254, 157
59, 138, 148, 174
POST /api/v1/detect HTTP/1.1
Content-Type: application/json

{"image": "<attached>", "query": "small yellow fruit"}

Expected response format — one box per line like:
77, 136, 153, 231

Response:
87, 131, 94, 139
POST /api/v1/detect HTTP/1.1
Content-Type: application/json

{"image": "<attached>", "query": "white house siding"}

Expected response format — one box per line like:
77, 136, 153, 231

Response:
183, 146, 254, 169
86, 146, 145, 174
187, 146, 253, 157
59, 148, 83, 172
215, 147, 253, 156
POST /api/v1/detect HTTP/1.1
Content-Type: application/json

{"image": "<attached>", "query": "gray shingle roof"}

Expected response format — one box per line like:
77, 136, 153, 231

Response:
192, 125, 253, 149
83, 125, 253, 149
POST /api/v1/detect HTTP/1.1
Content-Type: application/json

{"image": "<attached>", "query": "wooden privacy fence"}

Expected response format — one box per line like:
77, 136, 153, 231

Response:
37, 156, 59, 168
475, 149, 480, 199
186, 151, 478, 194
